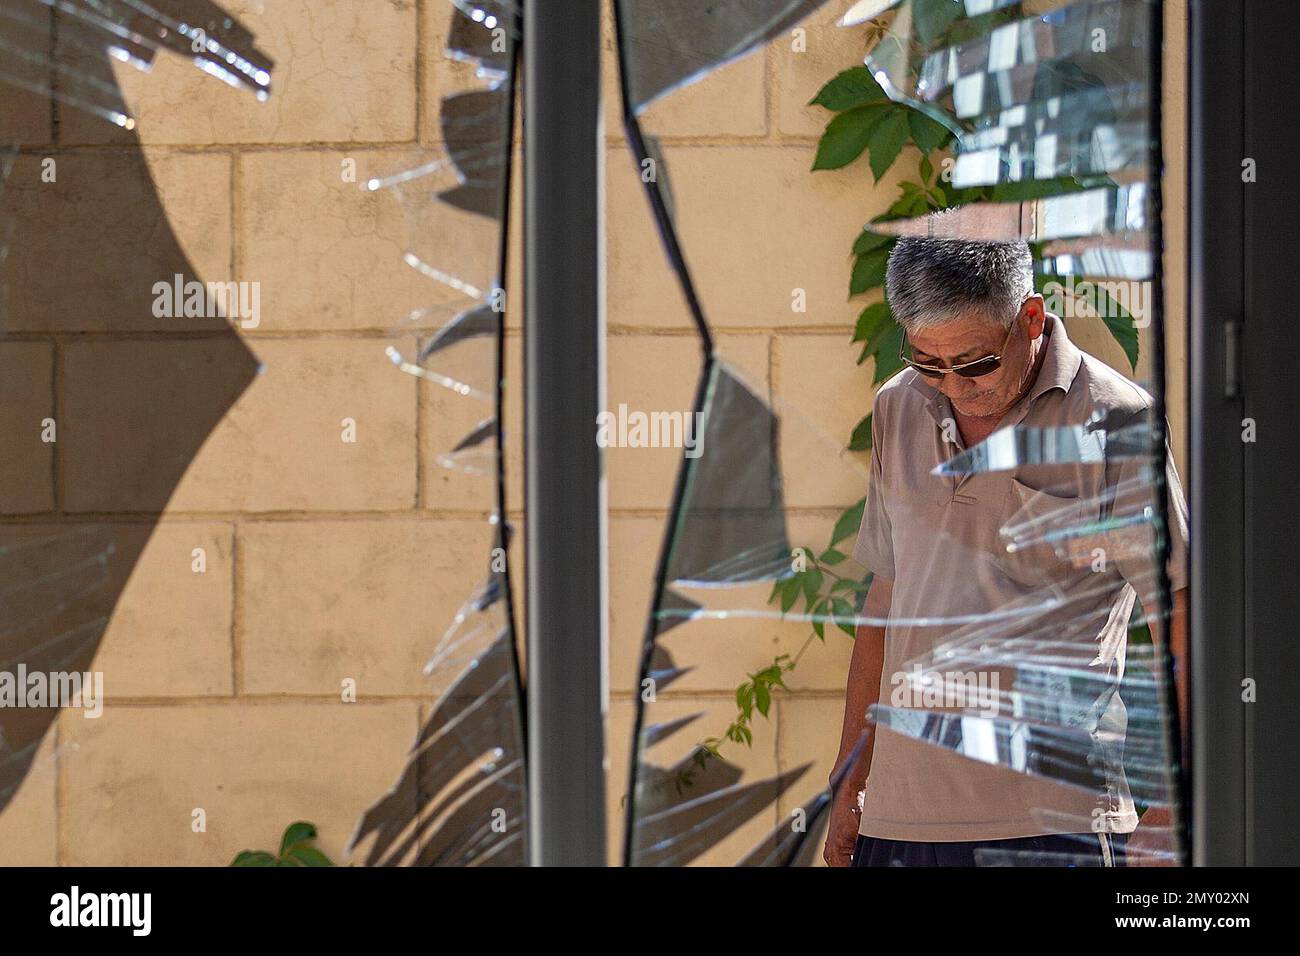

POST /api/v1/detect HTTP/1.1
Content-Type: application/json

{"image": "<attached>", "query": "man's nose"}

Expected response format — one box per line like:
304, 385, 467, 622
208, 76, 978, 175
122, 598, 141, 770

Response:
938, 374, 969, 395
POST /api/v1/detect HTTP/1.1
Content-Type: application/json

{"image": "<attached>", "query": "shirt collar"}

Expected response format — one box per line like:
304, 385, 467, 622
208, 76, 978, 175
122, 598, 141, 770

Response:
1024, 312, 1082, 403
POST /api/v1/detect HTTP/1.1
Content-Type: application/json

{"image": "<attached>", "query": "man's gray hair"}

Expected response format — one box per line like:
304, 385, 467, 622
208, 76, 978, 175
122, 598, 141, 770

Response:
885, 237, 1033, 334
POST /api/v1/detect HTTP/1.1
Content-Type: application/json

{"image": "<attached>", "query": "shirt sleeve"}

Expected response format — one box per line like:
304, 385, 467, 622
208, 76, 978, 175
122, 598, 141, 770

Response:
1108, 424, 1189, 593
852, 401, 896, 581
1161, 450, 1189, 591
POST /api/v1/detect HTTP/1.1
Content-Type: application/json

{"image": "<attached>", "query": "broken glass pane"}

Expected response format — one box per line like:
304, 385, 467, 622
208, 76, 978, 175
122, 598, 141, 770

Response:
934, 412, 1152, 474
865, 184, 1147, 242
349, 539, 526, 867
369, 2, 515, 454
863, 0, 1152, 128
347, 0, 526, 866
615, 0, 1182, 868
0, 0, 272, 128
952, 83, 1149, 188
736, 730, 871, 867
0, 1, 273, 831
615, 0, 833, 114
1038, 235, 1152, 281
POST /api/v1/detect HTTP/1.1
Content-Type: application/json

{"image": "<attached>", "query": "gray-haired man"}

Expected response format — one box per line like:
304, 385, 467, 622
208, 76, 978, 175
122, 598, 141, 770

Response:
824, 237, 1189, 867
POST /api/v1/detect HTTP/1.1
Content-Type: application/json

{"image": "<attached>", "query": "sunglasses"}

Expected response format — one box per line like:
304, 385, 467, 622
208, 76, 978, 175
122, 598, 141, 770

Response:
899, 322, 1016, 379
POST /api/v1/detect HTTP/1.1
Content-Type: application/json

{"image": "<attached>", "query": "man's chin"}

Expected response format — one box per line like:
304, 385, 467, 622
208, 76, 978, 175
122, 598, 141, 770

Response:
951, 396, 997, 417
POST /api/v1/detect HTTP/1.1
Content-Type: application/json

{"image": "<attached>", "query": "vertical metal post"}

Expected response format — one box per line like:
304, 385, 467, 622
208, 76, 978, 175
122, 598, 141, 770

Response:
1188, 0, 1247, 866
1235, 0, 1300, 867
523, 0, 608, 866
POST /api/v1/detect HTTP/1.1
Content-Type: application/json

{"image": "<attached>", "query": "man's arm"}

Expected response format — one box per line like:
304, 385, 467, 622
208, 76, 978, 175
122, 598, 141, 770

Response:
823, 577, 891, 867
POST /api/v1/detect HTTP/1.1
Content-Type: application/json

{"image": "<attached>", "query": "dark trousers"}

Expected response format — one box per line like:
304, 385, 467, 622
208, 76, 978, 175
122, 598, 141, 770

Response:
851, 831, 1128, 867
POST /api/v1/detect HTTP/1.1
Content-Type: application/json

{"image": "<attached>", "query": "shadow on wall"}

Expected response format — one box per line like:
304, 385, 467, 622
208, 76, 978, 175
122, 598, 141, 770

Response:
0, 4, 263, 815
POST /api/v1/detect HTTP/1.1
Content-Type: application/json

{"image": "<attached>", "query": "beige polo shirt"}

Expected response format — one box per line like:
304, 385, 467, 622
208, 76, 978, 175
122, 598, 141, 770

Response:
853, 314, 1188, 841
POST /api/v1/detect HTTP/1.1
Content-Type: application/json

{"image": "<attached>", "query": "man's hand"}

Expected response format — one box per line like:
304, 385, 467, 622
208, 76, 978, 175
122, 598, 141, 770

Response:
823, 779, 861, 867
824, 578, 890, 867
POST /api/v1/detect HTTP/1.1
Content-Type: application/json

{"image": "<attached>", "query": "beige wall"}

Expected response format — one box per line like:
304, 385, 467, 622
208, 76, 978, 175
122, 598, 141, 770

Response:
0, 0, 1187, 865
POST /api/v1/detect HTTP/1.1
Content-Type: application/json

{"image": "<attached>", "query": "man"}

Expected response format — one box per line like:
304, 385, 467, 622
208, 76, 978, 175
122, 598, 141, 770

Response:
824, 237, 1189, 867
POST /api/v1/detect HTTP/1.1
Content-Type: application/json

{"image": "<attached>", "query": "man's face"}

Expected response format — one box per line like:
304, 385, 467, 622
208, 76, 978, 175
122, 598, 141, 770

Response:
906, 297, 1045, 419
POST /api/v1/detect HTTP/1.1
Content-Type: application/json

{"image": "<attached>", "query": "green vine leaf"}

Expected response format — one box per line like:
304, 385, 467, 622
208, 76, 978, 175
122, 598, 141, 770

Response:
279, 821, 316, 855
855, 306, 898, 364
779, 574, 802, 613
848, 412, 873, 452
852, 230, 895, 257
1094, 285, 1141, 370
831, 498, 866, 547
908, 109, 952, 152
853, 301, 893, 345
285, 845, 333, 867
803, 568, 824, 608
830, 596, 858, 637
912, 0, 963, 45
850, 246, 891, 296
231, 820, 334, 867
871, 324, 906, 383
867, 110, 911, 182
813, 104, 890, 171
809, 65, 888, 111
737, 682, 754, 717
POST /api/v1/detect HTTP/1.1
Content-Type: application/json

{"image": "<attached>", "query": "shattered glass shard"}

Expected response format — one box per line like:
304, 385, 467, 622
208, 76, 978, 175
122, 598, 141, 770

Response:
437, 89, 513, 218
737, 729, 870, 867
373, 0, 517, 474
871, 705, 1117, 795
933, 415, 1155, 476
1038, 234, 1152, 280
615, 0, 832, 113
350, 559, 526, 867
0, 1, 272, 128
418, 304, 500, 361
350, 0, 525, 866
632, 755, 811, 867
646, 644, 694, 689
447, 0, 520, 78
840, 0, 905, 27
1, 3, 270, 823
863, 0, 1152, 129
865, 184, 1146, 242
435, 418, 499, 476
663, 363, 790, 586
952, 83, 1149, 188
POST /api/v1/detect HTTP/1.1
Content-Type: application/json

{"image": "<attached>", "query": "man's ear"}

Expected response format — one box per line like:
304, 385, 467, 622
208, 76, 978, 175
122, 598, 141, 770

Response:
1019, 294, 1046, 338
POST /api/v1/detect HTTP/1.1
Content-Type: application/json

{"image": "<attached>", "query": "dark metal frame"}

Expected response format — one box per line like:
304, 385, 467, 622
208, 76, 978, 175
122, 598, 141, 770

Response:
1188, 0, 1247, 867
1190, 0, 1300, 866
1236, 0, 1300, 868
523, 0, 608, 866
